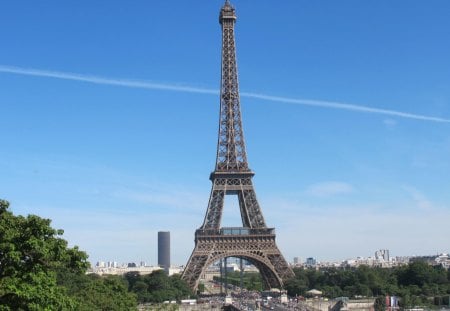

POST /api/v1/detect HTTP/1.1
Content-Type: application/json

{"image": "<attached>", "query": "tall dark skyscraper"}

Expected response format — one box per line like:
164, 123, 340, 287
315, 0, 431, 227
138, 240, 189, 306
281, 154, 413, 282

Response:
158, 231, 170, 272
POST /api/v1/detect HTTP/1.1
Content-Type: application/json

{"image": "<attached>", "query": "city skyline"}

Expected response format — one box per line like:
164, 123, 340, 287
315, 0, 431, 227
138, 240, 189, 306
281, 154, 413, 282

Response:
1, 1, 449, 265
91, 248, 449, 268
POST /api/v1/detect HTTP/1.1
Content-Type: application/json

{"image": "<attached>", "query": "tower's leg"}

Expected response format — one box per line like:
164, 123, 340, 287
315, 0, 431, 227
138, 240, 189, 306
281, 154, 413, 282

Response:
202, 189, 225, 229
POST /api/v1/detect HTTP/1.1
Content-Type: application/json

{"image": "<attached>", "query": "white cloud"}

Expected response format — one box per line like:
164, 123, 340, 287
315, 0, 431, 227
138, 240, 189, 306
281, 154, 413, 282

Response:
270, 199, 450, 262
402, 185, 433, 210
114, 187, 206, 212
305, 181, 354, 197
383, 118, 397, 128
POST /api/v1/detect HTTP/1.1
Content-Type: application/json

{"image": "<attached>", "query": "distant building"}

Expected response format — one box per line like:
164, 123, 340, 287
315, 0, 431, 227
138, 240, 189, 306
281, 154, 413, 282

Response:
158, 231, 170, 272
375, 249, 390, 262
89, 265, 164, 276
435, 253, 450, 269
107, 261, 118, 268
306, 257, 317, 266
96, 261, 105, 268
293, 257, 301, 265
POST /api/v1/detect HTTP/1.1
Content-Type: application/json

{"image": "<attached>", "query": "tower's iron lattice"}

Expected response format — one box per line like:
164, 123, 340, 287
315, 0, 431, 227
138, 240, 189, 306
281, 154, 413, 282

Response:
182, 1, 294, 291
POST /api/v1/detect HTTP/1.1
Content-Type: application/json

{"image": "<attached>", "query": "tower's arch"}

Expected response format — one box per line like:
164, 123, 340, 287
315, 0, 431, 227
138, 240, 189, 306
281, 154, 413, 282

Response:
202, 252, 282, 290
182, 228, 293, 291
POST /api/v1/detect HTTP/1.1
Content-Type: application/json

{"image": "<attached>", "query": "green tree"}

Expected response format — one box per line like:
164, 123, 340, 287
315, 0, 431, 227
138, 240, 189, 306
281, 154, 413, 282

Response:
285, 268, 309, 296
0, 199, 86, 310
126, 270, 193, 304
397, 261, 433, 287
197, 282, 205, 294
169, 274, 193, 300
69, 274, 137, 311
124, 271, 142, 291
0, 199, 138, 310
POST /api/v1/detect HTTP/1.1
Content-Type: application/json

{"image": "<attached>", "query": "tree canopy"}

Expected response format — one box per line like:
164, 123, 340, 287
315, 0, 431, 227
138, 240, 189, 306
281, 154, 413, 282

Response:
285, 263, 450, 308
0, 199, 137, 310
124, 270, 193, 303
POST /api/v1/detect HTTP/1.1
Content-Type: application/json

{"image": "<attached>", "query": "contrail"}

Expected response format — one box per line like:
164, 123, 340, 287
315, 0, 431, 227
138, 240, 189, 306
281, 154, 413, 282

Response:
0, 65, 217, 95
240, 92, 450, 123
1, 64, 449, 123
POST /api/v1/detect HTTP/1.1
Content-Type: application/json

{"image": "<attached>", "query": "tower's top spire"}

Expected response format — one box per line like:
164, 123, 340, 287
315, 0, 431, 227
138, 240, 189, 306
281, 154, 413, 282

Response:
215, 0, 248, 172
220, 0, 236, 24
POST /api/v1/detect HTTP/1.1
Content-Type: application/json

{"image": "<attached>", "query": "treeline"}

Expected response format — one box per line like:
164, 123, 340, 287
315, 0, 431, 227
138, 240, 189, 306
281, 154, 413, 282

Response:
213, 271, 263, 291
124, 270, 193, 303
285, 264, 450, 307
0, 199, 193, 310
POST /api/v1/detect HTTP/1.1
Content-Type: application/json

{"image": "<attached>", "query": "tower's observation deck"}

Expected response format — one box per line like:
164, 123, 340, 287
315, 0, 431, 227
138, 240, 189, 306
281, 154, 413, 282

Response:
219, 1, 237, 23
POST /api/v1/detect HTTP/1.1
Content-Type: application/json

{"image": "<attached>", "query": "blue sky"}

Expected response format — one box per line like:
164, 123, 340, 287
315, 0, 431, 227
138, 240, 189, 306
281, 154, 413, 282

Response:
1, 1, 449, 266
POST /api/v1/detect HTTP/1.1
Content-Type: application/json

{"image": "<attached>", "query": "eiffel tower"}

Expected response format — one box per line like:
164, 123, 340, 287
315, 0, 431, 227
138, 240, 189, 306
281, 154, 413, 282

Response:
182, 0, 294, 291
